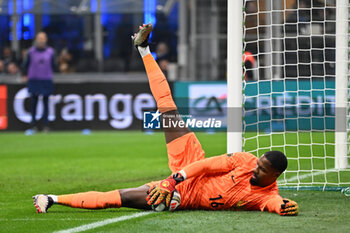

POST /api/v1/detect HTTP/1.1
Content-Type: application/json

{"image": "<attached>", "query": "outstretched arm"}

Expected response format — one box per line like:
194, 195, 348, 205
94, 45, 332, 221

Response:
147, 153, 243, 206
262, 195, 299, 216
177, 154, 237, 180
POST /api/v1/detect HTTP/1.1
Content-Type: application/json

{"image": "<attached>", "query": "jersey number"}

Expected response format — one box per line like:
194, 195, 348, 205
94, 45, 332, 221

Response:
209, 195, 224, 208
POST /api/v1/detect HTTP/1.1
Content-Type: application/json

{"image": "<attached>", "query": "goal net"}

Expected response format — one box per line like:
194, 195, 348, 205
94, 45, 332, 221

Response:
229, 0, 350, 189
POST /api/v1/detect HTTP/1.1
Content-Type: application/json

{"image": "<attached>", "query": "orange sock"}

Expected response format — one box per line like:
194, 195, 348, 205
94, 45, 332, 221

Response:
142, 54, 177, 113
57, 190, 121, 209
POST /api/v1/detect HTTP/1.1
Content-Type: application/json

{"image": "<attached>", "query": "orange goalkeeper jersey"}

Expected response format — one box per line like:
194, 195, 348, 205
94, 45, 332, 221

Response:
176, 152, 284, 213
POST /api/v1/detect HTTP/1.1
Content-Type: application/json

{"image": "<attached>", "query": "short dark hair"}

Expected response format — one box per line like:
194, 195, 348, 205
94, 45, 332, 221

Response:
264, 151, 288, 173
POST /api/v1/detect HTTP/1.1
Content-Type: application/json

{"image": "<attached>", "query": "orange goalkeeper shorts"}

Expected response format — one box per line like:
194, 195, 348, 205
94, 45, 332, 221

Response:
146, 132, 205, 188
166, 132, 205, 173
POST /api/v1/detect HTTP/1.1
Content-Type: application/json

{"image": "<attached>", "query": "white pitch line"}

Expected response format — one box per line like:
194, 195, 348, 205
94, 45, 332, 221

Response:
53, 211, 154, 233
0, 218, 103, 221
278, 169, 336, 184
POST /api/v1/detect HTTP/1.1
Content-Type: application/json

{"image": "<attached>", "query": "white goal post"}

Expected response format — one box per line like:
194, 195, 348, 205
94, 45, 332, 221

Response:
227, 0, 243, 154
335, 0, 349, 169
227, 0, 350, 188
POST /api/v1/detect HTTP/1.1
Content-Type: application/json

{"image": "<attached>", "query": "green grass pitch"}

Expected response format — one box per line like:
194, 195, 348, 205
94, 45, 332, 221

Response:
0, 131, 349, 233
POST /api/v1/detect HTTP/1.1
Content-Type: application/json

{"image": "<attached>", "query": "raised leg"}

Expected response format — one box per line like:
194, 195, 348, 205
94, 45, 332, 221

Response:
138, 46, 190, 143
133, 24, 204, 173
161, 110, 190, 144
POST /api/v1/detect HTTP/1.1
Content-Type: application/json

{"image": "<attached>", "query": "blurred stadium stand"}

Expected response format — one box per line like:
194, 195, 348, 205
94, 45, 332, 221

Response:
0, 0, 337, 81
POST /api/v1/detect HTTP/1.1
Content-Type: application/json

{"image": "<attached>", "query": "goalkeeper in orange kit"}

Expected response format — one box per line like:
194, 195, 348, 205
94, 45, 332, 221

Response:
33, 23, 298, 216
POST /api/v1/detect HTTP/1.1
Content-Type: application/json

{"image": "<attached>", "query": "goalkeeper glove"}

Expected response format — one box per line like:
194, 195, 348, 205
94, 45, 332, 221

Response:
280, 199, 299, 216
146, 173, 185, 207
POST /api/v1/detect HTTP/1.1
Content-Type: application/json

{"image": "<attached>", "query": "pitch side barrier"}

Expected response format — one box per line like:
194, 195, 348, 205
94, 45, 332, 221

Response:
0, 79, 339, 131
0, 81, 161, 131
174, 79, 338, 132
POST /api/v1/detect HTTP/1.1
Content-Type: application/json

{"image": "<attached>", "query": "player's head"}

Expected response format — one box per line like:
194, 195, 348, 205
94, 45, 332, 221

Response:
250, 151, 287, 187
35, 32, 48, 48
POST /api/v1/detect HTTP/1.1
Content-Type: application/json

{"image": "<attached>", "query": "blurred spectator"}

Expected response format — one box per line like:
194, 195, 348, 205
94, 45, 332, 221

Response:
245, 0, 257, 14
286, 0, 311, 22
6, 62, 19, 75
114, 15, 133, 72
22, 32, 56, 133
1, 46, 17, 67
152, 11, 174, 57
58, 48, 74, 73
243, 51, 257, 81
0, 60, 5, 75
17, 49, 28, 68
285, 0, 327, 34
284, 0, 335, 78
155, 42, 170, 74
